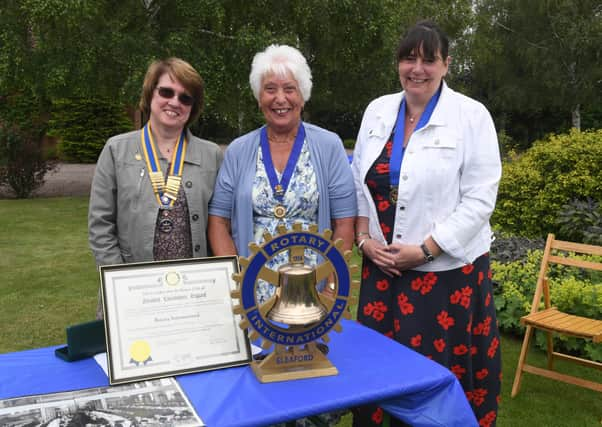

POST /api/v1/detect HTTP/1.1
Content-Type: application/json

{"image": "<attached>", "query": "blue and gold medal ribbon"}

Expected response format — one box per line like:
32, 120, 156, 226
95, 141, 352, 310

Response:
260, 122, 305, 207
140, 122, 187, 208
389, 86, 442, 191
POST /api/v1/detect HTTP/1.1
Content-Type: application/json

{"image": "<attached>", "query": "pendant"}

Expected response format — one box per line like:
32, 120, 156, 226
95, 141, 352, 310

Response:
273, 204, 287, 219
274, 184, 284, 197
389, 187, 398, 204
159, 218, 174, 233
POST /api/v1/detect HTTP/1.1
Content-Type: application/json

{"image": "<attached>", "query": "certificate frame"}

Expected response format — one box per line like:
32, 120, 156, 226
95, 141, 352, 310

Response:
100, 256, 251, 385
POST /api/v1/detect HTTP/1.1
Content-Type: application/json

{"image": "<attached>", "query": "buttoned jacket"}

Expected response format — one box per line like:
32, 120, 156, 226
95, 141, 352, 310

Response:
352, 82, 501, 270
89, 129, 223, 266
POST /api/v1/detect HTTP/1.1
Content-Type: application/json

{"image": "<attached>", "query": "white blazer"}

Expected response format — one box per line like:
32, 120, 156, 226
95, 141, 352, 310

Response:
352, 82, 502, 271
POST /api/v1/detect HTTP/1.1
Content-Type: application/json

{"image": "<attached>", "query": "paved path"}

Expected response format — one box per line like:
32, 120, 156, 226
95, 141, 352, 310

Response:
0, 163, 96, 198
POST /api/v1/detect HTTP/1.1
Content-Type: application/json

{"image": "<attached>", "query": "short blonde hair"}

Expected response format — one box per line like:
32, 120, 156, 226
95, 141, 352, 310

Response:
139, 57, 204, 127
249, 45, 312, 102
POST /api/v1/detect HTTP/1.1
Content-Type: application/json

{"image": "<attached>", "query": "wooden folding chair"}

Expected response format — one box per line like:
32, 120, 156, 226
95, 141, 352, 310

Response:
511, 233, 602, 397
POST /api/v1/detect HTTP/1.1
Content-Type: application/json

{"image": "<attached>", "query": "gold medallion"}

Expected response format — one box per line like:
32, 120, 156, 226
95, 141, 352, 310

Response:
390, 187, 398, 204
274, 205, 286, 219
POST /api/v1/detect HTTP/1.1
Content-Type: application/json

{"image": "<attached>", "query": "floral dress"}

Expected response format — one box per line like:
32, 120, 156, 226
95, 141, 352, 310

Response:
354, 141, 502, 427
252, 140, 319, 304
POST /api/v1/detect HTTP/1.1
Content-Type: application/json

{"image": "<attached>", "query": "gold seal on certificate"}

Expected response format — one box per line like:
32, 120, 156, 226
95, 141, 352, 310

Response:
232, 222, 360, 383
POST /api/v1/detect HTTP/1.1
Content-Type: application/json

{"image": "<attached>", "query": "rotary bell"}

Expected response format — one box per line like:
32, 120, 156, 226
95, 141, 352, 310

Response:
267, 262, 327, 325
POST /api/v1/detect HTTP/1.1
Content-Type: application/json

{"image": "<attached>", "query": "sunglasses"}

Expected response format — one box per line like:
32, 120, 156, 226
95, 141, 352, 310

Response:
156, 86, 194, 106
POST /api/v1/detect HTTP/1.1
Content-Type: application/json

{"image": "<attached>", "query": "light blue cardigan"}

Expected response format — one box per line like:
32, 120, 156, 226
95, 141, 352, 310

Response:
209, 122, 357, 257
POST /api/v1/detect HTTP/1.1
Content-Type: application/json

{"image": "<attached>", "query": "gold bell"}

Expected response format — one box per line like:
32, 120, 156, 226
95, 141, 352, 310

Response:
267, 263, 327, 325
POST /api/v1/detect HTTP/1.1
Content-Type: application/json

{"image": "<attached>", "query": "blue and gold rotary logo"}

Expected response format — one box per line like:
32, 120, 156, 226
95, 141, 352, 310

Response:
231, 223, 359, 351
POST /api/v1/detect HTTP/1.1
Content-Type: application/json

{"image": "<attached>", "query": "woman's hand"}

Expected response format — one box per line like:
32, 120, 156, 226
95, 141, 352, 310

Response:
361, 239, 402, 277
386, 243, 425, 271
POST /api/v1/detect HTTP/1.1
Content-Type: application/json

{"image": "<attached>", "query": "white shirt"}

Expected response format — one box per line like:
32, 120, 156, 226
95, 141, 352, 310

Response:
352, 82, 501, 271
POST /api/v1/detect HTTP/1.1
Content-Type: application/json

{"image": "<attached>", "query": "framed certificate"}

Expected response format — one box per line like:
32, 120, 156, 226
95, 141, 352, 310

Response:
100, 256, 251, 385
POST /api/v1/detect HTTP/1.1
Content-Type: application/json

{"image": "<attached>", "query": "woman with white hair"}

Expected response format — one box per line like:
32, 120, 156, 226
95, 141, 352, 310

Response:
208, 44, 356, 304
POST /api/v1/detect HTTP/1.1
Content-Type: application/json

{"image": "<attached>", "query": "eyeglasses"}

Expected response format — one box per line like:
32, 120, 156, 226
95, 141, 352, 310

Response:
156, 86, 194, 106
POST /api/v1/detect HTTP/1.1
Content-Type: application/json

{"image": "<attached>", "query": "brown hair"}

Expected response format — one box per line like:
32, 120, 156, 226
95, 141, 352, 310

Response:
139, 57, 204, 127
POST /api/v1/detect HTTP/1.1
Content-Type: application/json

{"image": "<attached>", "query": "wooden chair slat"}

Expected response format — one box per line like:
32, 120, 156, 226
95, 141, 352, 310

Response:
548, 255, 602, 271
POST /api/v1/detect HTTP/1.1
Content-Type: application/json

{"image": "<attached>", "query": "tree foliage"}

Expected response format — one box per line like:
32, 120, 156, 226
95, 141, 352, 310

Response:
0, 0, 598, 148
468, 0, 602, 143
0, 0, 475, 142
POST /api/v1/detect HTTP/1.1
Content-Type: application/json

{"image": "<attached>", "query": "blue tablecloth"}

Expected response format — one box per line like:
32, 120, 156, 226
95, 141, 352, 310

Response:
0, 320, 476, 427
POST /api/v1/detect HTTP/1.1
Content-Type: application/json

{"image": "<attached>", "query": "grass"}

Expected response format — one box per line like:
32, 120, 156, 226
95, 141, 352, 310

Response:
0, 197, 98, 352
1, 197, 600, 425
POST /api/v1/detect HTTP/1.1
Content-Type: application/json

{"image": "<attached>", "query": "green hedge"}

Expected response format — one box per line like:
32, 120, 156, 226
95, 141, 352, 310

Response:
493, 129, 602, 237
493, 250, 602, 362
48, 98, 132, 163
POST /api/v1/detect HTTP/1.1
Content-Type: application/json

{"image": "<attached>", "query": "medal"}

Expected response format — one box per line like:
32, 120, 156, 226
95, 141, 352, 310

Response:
274, 184, 284, 197
389, 186, 398, 204
260, 123, 306, 222
159, 218, 174, 233
274, 205, 286, 219
141, 123, 187, 209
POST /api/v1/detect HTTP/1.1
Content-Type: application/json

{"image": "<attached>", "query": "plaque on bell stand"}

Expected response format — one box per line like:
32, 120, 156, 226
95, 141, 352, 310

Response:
231, 223, 359, 383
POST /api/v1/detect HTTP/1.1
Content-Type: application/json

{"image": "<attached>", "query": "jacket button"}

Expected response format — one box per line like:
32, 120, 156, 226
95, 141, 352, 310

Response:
399, 206, 405, 211
402, 175, 408, 181
192, 214, 199, 221
185, 181, 193, 188
396, 234, 402, 239
194, 244, 201, 252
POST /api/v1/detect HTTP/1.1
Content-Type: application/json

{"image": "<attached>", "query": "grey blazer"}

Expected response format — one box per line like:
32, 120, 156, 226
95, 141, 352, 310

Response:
88, 128, 223, 267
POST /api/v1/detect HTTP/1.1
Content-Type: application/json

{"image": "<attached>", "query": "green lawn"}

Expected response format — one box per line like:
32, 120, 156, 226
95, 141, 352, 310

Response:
0, 197, 600, 426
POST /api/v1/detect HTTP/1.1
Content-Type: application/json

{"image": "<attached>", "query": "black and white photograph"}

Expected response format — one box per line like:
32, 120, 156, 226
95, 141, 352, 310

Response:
0, 378, 204, 427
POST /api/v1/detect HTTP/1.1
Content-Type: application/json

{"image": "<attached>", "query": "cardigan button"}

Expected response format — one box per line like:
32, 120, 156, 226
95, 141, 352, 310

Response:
192, 214, 199, 221
185, 181, 193, 188
194, 244, 201, 252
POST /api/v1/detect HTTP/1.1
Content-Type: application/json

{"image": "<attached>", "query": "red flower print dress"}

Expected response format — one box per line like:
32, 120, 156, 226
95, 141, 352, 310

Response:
353, 141, 502, 427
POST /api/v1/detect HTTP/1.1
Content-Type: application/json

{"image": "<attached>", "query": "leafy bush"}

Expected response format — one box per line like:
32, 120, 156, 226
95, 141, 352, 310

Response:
48, 98, 132, 163
493, 250, 602, 361
490, 233, 545, 263
0, 92, 56, 198
492, 129, 602, 237
556, 198, 602, 245
0, 125, 56, 198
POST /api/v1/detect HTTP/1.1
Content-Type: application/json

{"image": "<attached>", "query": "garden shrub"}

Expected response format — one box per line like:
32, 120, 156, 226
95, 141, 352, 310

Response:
0, 92, 56, 198
490, 232, 545, 263
48, 98, 132, 163
556, 198, 602, 245
493, 249, 602, 362
492, 129, 602, 237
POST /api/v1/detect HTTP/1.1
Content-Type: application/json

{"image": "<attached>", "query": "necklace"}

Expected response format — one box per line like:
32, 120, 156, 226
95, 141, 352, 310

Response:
268, 132, 297, 145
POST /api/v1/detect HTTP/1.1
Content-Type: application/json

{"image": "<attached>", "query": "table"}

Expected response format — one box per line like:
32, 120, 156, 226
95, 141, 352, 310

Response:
0, 320, 477, 427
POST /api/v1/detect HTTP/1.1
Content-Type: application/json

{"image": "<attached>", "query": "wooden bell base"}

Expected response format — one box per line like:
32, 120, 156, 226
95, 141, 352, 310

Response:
251, 342, 338, 383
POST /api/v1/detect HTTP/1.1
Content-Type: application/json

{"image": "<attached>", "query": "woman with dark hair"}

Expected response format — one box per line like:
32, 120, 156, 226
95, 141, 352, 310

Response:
89, 58, 223, 318
352, 21, 502, 426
